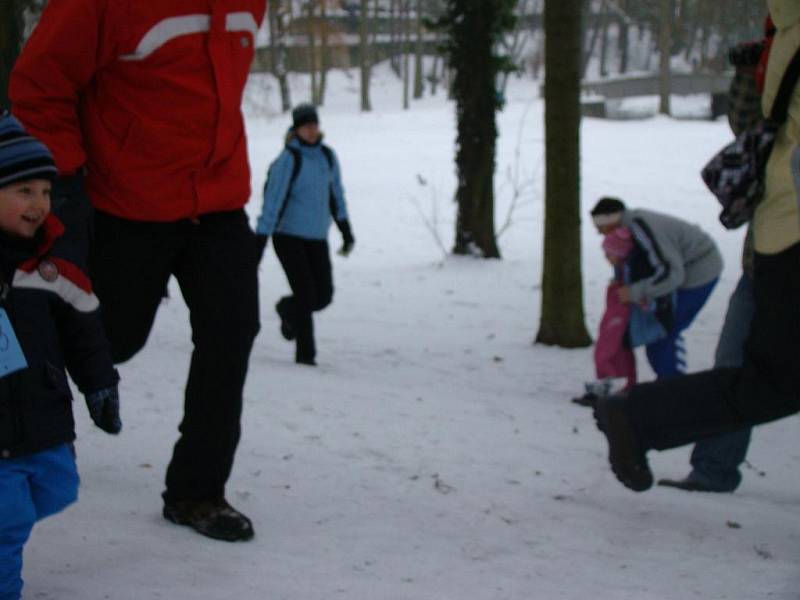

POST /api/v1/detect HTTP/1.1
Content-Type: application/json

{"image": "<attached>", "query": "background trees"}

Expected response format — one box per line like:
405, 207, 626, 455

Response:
0, 0, 761, 351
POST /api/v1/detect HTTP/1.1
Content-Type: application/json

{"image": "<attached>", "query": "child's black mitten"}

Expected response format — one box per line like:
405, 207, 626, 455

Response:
85, 385, 122, 434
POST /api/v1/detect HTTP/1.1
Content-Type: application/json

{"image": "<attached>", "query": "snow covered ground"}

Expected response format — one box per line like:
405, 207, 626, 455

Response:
23, 67, 800, 599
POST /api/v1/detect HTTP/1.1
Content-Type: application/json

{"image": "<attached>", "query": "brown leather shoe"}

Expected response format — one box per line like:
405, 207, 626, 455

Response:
163, 497, 254, 542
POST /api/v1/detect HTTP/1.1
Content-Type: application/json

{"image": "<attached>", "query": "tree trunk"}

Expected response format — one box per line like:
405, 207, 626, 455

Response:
618, 17, 629, 74
413, 0, 424, 99
268, 0, 292, 112
598, 3, 610, 77
318, 0, 329, 106
402, 0, 411, 109
389, 0, 401, 76
658, 0, 672, 115
307, 2, 319, 105
359, 0, 372, 111
581, 0, 605, 79
448, 2, 508, 259
500, 0, 530, 93
0, 1, 26, 110
430, 46, 441, 95
537, 0, 591, 348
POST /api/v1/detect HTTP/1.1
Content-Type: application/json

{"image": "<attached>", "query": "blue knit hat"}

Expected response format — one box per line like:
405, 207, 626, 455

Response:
0, 110, 57, 188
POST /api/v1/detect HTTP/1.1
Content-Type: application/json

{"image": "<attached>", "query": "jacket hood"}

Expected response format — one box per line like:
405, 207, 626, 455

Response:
767, 0, 800, 29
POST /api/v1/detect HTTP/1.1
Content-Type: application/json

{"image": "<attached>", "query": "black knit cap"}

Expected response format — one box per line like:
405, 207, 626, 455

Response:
0, 110, 57, 188
292, 103, 319, 130
591, 196, 626, 216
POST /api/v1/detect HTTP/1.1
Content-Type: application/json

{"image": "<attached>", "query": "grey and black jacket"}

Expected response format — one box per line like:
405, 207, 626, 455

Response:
622, 208, 723, 304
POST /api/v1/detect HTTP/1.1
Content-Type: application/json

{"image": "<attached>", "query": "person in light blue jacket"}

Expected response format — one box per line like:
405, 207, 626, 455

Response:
255, 104, 354, 365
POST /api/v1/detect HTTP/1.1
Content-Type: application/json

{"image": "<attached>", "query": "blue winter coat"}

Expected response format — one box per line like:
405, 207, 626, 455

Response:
256, 136, 348, 240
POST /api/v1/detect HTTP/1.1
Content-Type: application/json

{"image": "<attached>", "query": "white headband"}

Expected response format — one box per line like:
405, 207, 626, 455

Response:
592, 212, 623, 227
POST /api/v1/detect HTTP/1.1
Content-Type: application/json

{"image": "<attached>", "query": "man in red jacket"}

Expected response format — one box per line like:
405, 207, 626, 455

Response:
10, 0, 267, 542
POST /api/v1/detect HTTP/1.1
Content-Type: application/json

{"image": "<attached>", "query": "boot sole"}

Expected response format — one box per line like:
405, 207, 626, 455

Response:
595, 397, 653, 492
163, 506, 255, 542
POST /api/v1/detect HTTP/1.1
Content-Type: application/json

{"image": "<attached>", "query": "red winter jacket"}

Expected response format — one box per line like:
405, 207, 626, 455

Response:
10, 0, 266, 221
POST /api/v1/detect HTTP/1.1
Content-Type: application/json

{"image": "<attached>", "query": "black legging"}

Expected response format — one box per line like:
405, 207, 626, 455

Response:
272, 233, 333, 362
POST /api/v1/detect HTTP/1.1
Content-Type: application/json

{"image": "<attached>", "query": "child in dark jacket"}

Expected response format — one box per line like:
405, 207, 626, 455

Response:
0, 112, 120, 600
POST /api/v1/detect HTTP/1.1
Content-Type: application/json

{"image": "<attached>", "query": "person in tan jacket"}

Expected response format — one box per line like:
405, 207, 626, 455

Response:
592, 0, 800, 493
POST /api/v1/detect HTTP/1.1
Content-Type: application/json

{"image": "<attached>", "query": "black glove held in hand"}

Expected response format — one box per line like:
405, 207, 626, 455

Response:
85, 386, 122, 434
336, 220, 355, 257
255, 234, 269, 264
50, 172, 94, 264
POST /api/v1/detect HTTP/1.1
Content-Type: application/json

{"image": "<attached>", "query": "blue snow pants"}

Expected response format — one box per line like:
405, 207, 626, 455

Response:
0, 444, 79, 600
688, 273, 755, 491
645, 278, 718, 379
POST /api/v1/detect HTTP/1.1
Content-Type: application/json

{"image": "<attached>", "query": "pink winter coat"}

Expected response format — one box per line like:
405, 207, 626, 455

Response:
594, 282, 637, 389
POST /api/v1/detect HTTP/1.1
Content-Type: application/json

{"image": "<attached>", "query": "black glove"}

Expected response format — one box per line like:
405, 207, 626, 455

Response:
255, 234, 269, 263
335, 219, 355, 257
50, 172, 93, 265
85, 386, 122, 434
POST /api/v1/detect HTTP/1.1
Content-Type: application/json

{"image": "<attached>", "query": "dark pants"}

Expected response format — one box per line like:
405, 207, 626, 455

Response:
272, 234, 333, 362
89, 210, 260, 502
689, 273, 754, 491
628, 242, 800, 451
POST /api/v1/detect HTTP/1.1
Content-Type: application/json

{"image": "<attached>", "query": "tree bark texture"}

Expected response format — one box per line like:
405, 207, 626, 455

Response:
413, 0, 424, 99
318, 0, 329, 106
537, 0, 591, 347
268, 0, 292, 112
0, 1, 26, 110
402, 0, 411, 109
658, 0, 672, 114
307, 2, 319, 105
446, 1, 512, 258
359, 0, 372, 111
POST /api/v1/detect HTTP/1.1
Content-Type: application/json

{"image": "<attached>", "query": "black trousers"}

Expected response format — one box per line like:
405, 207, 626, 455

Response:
272, 234, 333, 362
89, 209, 261, 502
628, 242, 800, 451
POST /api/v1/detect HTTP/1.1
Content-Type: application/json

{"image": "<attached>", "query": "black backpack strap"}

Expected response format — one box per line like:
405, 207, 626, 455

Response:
768, 46, 800, 123
275, 146, 303, 227
320, 144, 340, 221
320, 144, 334, 169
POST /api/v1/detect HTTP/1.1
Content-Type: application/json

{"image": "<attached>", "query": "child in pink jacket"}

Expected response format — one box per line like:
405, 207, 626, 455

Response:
573, 227, 637, 406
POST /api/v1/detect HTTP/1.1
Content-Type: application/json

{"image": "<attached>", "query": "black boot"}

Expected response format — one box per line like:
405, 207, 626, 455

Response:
594, 395, 653, 492
295, 316, 316, 366
275, 298, 296, 341
163, 497, 255, 542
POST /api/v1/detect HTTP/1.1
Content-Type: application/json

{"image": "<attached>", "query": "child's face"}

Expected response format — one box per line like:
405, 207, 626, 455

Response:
0, 179, 51, 238
605, 252, 623, 266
